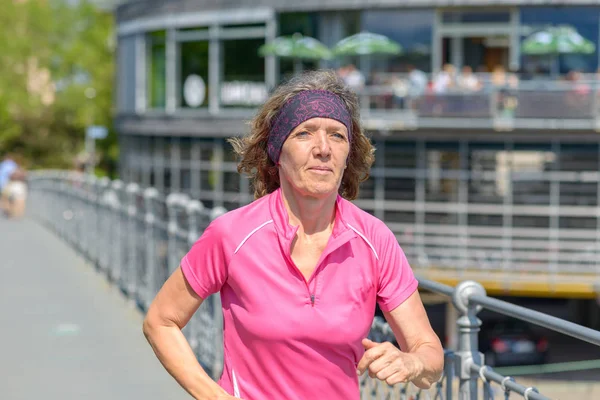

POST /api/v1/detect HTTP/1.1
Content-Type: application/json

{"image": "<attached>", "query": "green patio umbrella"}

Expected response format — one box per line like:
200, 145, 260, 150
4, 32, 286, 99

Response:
258, 33, 332, 74
332, 31, 403, 57
521, 25, 595, 75
332, 32, 403, 83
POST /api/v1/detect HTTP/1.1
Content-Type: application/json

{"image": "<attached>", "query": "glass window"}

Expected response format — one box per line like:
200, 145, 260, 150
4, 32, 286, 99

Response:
559, 216, 596, 229
468, 213, 503, 226
221, 38, 266, 108
147, 31, 166, 109
179, 137, 192, 165
200, 170, 213, 192
510, 143, 555, 206
520, 7, 599, 74
358, 176, 375, 200
180, 41, 209, 108
383, 211, 415, 223
118, 35, 136, 112
222, 23, 265, 29
361, 9, 434, 73
181, 168, 192, 192
559, 143, 599, 172
223, 141, 238, 163
383, 141, 417, 169
277, 12, 321, 80
559, 143, 599, 206
279, 13, 320, 37
424, 142, 461, 203
224, 171, 240, 193
442, 11, 510, 23
179, 27, 209, 33
198, 140, 213, 162
383, 142, 417, 201
468, 142, 505, 204
385, 178, 416, 201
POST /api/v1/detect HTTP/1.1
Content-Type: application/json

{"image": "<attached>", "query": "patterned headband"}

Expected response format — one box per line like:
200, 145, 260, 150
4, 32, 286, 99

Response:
267, 90, 352, 163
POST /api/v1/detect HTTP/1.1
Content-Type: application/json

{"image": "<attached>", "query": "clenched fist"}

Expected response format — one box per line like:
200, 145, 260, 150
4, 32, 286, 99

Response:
356, 338, 423, 386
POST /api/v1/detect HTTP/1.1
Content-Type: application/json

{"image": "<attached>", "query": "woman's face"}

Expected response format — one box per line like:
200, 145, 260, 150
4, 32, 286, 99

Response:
278, 117, 350, 199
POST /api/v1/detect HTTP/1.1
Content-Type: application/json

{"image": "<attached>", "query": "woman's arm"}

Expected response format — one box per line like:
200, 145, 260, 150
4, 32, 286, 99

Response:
357, 290, 444, 389
143, 266, 234, 400
382, 290, 444, 388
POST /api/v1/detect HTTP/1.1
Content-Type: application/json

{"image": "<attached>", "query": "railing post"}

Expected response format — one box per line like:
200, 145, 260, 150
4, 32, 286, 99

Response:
452, 280, 487, 400
125, 183, 140, 297
61, 172, 74, 244
210, 206, 226, 379
594, 80, 600, 131
166, 193, 188, 277
110, 180, 124, 283
143, 187, 159, 310
97, 177, 111, 274
185, 199, 205, 354
84, 174, 98, 263
444, 350, 456, 400
71, 172, 84, 253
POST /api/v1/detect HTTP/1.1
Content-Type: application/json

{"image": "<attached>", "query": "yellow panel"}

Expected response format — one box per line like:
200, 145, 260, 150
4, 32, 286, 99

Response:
415, 268, 599, 299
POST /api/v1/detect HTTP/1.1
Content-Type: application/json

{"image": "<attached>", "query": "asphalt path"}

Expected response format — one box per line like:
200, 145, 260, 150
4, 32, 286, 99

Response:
0, 216, 190, 400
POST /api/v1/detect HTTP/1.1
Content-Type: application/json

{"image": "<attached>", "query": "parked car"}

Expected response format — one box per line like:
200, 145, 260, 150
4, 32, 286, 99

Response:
479, 319, 549, 367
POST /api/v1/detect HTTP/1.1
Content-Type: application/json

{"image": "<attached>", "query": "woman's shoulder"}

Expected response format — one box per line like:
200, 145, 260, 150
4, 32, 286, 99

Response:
340, 199, 395, 241
208, 195, 273, 242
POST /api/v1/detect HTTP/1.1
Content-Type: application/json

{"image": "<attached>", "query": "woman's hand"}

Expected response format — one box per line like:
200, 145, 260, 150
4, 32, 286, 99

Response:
356, 338, 424, 386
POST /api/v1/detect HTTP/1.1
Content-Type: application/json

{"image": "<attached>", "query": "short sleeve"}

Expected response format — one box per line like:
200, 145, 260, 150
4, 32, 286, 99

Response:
376, 228, 419, 312
180, 220, 229, 299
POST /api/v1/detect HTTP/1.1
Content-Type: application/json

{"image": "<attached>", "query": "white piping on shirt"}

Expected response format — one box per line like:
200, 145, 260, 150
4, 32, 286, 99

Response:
347, 224, 379, 260
232, 369, 241, 398
234, 220, 274, 254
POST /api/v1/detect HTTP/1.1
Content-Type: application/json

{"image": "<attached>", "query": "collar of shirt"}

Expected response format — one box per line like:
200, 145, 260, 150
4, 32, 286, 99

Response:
268, 188, 358, 264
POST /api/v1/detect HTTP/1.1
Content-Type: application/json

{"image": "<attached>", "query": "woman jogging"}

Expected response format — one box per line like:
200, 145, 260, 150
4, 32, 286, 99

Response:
142, 70, 444, 400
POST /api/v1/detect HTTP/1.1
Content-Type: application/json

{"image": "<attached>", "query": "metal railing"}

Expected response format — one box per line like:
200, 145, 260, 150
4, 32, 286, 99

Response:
27, 170, 600, 399
358, 80, 600, 131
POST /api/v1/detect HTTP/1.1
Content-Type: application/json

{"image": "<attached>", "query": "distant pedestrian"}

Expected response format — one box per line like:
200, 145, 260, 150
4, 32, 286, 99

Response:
1, 167, 28, 219
0, 154, 18, 193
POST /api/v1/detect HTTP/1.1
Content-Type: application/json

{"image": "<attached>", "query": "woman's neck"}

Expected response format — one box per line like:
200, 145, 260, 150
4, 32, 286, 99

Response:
280, 186, 337, 236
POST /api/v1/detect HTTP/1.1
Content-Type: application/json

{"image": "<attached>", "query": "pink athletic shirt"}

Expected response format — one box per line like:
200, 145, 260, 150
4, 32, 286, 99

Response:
181, 188, 418, 400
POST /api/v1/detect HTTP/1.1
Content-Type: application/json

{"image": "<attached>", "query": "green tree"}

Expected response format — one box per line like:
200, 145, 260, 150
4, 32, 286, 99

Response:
0, 0, 116, 176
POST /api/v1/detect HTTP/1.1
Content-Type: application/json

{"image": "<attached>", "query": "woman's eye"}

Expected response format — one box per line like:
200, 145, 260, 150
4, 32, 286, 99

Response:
332, 132, 346, 140
296, 131, 310, 136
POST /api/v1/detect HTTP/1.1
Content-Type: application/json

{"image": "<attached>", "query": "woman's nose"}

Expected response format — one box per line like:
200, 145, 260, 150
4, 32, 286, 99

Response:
313, 131, 332, 157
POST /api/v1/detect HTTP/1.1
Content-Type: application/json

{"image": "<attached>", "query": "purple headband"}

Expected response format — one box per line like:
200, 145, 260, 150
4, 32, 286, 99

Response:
267, 89, 352, 163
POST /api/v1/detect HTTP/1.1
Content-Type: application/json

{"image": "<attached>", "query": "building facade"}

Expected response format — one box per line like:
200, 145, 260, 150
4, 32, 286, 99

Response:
115, 0, 600, 296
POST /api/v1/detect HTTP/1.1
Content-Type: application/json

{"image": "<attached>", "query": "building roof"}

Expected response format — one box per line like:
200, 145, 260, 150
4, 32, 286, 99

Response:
116, 0, 600, 23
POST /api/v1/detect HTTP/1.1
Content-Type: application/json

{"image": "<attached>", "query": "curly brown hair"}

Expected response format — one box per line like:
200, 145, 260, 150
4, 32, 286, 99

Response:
229, 69, 375, 200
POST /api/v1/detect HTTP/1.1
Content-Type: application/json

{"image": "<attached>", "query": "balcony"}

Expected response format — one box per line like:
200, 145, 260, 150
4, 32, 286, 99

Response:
117, 77, 600, 135
358, 78, 600, 132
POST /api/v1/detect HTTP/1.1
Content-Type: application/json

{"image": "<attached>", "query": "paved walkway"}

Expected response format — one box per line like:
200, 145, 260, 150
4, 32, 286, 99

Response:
0, 216, 189, 399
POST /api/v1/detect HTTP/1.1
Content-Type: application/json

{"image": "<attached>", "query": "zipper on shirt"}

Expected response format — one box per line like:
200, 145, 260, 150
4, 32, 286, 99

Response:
281, 228, 356, 307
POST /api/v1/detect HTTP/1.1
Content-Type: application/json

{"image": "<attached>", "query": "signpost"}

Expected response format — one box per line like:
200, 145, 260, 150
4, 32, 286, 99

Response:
85, 125, 108, 175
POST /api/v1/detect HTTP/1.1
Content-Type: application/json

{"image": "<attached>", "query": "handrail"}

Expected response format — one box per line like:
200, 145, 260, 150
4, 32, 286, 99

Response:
470, 364, 549, 400
418, 276, 600, 347
416, 276, 455, 297
469, 293, 600, 347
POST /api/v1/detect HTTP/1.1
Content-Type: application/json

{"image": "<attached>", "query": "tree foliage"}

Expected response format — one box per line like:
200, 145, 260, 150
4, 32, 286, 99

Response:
0, 0, 116, 176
